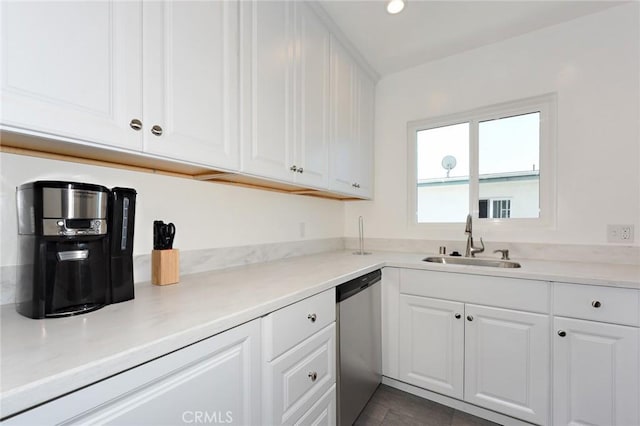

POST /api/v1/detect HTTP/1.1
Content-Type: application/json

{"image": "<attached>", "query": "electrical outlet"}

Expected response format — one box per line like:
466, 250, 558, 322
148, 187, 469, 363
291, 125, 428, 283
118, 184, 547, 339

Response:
607, 224, 635, 243
621, 225, 634, 241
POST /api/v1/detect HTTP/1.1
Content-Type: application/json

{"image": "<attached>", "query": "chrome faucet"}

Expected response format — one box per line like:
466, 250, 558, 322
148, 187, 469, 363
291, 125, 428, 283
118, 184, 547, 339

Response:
464, 214, 485, 257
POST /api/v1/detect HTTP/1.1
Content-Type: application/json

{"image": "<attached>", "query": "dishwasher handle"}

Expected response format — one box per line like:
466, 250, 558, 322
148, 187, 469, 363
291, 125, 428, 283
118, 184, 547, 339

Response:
336, 269, 381, 302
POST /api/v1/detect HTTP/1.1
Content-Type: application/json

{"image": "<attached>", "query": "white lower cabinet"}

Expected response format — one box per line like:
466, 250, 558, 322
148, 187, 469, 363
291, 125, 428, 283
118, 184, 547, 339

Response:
294, 385, 336, 426
553, 317, 639, 426
262, 288, 337, 425
264, 324, 336, 425
399, 295, 464, 399
392, 269, 551, 425
4, 319, 261, 425
464, 304, 549, 424
398, 295, 549, 424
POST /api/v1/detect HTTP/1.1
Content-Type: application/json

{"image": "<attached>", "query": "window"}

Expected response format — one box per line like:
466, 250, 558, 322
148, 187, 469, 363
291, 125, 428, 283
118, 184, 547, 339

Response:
480, 199, 511, 219
408, 94, 556, 226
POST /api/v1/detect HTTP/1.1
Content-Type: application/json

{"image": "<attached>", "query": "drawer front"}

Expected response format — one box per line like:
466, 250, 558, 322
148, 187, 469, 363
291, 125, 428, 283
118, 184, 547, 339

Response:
554, 283, 640, 326
265, 323, 336, 425
263, 288, 335, 361
400, 269, 550, 313
294, 384, 336, 426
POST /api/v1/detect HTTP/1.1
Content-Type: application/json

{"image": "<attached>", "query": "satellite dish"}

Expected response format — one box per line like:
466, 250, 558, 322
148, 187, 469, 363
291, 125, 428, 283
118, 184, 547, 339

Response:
441, 155, 457, 177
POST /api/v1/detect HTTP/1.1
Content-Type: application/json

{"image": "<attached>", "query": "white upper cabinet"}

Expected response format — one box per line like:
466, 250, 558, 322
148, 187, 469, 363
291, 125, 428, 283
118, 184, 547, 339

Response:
294, 2, 330, 188
1, 1, 239, 169
142, 1, 239, 170
240, 1, 330, 188
357, 70, 375, 198
0, 1, 142, 151
2, 0, 373, 198
329, 37, 357, 195
329, 37, 374, 198
240, 0, 293, 181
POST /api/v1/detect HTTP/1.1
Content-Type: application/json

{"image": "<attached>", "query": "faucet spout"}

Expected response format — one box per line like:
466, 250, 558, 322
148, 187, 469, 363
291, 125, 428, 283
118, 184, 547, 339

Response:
464, 214, 484, 257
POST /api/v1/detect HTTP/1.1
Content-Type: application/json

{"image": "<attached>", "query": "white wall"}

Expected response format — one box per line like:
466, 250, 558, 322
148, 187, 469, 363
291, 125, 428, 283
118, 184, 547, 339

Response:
0, 153, 344, 267
346, 3, 640, 246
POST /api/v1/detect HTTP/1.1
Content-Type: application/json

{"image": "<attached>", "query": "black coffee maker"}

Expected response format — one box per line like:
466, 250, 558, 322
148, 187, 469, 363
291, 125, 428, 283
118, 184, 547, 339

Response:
16, 181, 137, 319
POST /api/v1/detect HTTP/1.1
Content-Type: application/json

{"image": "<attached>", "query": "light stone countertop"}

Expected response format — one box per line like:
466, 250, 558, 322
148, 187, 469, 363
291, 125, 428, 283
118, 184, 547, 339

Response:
1, 250, 639, 418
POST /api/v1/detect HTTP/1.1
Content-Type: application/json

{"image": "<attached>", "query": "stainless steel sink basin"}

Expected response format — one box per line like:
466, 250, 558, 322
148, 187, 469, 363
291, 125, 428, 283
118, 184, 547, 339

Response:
423, 256, 521, 268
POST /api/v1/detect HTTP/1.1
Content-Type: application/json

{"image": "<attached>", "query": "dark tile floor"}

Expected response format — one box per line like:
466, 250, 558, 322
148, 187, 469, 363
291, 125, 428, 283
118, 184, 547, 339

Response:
354, 385, 502, 426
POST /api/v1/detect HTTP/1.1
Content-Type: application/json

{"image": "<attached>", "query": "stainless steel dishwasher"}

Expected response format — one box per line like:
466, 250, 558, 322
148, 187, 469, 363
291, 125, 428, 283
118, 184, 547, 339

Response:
336, 269, 382, 426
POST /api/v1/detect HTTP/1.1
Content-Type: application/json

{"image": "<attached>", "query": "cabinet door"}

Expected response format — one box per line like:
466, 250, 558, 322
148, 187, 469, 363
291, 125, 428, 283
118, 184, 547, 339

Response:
0, 1, 142, 150
398, 295, 464, 399
329, 36, 358, 195
240, 0, 294, 181
5, 320, 261, 426
293, 3, 330, 188
143, 1, 239, 169
356, 70, 375, 199
464, 304, 549, 425
553, 317, 639, 426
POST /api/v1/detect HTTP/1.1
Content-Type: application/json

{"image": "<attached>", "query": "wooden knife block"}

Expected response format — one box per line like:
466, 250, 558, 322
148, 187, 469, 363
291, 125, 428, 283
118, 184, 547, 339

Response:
152, 249, 180, 286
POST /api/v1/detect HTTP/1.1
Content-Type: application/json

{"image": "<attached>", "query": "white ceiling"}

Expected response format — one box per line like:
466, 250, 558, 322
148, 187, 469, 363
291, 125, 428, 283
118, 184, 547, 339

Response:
319, 1, 625, 77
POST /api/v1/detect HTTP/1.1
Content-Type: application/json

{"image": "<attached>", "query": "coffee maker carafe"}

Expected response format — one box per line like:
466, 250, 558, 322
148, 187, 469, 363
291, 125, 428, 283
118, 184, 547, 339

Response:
16, 181, 137, 319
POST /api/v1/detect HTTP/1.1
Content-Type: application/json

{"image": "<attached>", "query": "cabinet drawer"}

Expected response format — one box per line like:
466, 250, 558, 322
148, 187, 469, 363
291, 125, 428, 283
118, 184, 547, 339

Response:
264, 323, 336, 425
554, 283, 640, 326
263, 288, 335, 361
294, 384, 336, 426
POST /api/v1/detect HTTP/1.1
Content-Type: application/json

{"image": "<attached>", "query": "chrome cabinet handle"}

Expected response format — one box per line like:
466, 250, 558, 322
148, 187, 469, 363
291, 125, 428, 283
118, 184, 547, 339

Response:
151, 125, 163, 136
592, 300, 602, 308
466, 315, 473, 321
454, 313, 461, 319
129, 119, 142, 131
307, 313, 317, 323
297, 167, 303, 173
308, 372, 317, 381
290, 165, 298, 172
558, 330, 567, 337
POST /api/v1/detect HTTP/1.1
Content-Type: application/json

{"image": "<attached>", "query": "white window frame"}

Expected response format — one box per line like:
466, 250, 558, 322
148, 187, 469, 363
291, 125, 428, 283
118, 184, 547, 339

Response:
407, 93, 557, 229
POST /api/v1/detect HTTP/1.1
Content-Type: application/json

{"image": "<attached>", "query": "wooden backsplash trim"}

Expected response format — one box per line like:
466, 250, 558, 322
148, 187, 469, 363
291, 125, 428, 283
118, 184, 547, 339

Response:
0, 145, 354, 201
1, 145, 194, 180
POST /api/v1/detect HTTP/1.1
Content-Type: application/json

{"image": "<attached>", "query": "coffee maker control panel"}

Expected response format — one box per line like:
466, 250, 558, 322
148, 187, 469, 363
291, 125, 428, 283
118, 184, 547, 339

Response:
43, 218, 107, 236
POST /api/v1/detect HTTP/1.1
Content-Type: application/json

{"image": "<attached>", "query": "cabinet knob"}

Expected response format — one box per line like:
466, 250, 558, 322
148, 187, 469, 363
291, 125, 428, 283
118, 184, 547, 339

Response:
455, 313, 461, 319
558, 330, 566, 337
151, 125, 163, 136
307, 313, 317, 323
308, 371, 318, 381
129, 119, 142, 131
297, 167, 303, 174
591, 300, 601, 308
290, 165, 298, 172
466, 315, 473, 321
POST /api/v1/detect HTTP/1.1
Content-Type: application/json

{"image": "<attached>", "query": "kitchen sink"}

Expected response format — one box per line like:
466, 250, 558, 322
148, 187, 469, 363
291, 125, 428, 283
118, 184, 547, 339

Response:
423, 256, 521, 268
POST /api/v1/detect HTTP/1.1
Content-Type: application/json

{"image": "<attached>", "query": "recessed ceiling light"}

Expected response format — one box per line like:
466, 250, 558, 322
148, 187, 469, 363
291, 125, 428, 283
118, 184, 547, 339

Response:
387, 0, 405, 14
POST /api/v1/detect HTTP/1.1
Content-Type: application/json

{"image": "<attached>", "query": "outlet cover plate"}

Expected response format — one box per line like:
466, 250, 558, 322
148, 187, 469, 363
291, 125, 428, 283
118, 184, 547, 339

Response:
607, 224, 635, 243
